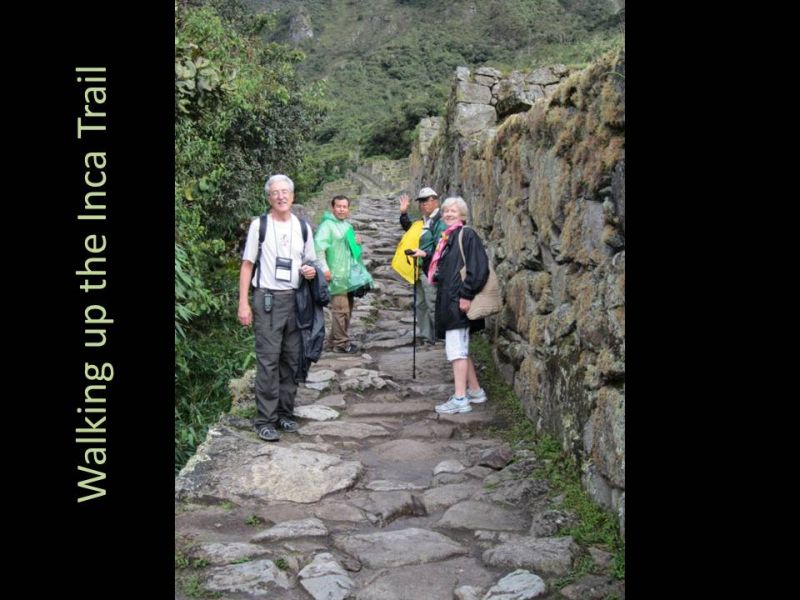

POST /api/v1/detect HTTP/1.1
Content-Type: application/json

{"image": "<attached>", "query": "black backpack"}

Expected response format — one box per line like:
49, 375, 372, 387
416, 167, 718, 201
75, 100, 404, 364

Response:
251, 213, 311, 288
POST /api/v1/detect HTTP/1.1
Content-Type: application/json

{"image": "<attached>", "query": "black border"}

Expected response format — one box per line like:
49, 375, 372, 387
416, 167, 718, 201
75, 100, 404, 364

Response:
12, 4, 174, 591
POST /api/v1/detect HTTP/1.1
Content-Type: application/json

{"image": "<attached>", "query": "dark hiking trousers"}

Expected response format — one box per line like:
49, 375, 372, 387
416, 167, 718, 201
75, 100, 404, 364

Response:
253, 288, 301, 428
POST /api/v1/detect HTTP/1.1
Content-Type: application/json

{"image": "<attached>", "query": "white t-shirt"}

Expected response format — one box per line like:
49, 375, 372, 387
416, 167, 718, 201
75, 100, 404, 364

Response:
241, 214, 316, 290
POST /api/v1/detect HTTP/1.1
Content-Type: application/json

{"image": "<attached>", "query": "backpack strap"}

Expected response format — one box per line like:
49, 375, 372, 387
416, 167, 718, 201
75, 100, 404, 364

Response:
300, 217, 309, 244
252, 213, 268, 289
298, 216, 310, 262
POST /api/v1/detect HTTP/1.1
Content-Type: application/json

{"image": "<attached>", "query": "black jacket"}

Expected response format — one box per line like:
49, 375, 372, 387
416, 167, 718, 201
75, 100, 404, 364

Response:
433, 226, 490, 338
295, 261, 330, 382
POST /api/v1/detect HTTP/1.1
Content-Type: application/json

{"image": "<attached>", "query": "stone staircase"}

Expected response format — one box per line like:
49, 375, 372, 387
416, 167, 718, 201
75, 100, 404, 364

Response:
175, 185, 624, 599
304, 158, 411, 219
355, 158, 410, 195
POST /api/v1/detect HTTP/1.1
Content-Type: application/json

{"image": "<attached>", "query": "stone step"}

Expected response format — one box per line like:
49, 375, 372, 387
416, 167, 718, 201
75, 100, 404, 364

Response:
173, 181, 608, 600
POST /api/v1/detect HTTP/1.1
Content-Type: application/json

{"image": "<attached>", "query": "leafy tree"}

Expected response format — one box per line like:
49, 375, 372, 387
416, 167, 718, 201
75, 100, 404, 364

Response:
174, 2, 324, 470
364, 95, 441, 158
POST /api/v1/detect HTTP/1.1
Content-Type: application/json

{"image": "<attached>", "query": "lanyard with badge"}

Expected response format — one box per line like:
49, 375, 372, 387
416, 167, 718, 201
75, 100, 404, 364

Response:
274, 218, 294, 282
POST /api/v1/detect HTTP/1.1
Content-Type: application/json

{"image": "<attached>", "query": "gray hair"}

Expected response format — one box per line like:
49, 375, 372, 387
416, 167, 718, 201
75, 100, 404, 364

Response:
265, 174, 295, 195
440, 196, 469, 221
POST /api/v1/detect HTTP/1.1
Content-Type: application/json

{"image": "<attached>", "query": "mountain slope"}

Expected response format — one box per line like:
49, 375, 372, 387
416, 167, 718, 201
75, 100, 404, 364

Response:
243, 0, 624, 189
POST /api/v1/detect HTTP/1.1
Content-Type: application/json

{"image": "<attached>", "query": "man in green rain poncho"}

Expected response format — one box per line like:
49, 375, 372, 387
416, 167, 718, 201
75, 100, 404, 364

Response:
314, 195, 374, 353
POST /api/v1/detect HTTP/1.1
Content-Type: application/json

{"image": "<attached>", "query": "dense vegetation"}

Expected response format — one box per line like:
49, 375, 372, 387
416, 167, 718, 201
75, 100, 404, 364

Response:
175, 1, 324, 470
262, 0, 624, 193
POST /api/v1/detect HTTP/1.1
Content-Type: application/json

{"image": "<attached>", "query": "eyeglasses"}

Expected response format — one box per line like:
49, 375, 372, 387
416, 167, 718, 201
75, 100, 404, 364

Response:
418, 197, 436, 203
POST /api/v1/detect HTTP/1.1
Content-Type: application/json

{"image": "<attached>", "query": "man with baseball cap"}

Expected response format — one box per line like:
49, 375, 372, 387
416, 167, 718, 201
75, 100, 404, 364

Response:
398, 186, 445, 345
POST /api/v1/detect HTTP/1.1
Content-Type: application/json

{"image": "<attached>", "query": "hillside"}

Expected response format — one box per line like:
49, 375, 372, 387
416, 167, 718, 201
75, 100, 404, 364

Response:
239, 0, 624, 191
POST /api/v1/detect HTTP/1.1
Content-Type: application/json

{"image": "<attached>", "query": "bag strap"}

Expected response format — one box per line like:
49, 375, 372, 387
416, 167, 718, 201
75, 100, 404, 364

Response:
457, 227, 466, 281
458, 226, 489, 280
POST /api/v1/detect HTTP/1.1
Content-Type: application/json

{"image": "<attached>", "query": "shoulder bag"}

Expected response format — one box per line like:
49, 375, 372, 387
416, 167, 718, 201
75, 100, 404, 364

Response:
458, 228, 502, 320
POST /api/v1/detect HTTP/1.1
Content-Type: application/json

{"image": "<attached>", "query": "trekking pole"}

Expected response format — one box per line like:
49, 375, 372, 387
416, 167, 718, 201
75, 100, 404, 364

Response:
404, 249, 417, 379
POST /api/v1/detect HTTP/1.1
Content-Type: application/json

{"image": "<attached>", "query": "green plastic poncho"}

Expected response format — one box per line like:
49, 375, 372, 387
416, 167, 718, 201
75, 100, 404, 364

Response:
314, 212, 374, 296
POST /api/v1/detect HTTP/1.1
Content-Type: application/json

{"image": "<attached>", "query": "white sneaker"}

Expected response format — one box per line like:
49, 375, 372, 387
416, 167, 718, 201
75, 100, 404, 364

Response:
467, 387, 487, 404
435, 395, 472, 414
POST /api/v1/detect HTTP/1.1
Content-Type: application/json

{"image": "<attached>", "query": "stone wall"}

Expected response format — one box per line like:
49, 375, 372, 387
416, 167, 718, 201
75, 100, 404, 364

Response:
410, 50, 625, 533
356, 158, 411, 195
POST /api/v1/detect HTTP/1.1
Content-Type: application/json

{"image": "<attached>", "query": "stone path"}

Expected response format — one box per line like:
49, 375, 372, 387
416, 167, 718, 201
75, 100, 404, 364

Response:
175, 190, 624, 599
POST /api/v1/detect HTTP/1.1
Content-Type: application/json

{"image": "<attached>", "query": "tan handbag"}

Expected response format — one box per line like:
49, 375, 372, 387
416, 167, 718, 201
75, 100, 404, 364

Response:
458, 228, 502, 320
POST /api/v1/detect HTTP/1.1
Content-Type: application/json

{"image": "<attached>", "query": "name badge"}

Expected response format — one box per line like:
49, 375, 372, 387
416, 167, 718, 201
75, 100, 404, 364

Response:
275, 256, 293, 282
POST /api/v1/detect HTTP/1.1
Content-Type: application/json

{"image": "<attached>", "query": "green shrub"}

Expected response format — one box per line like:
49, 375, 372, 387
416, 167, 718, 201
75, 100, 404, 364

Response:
174, 3, 326, 472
